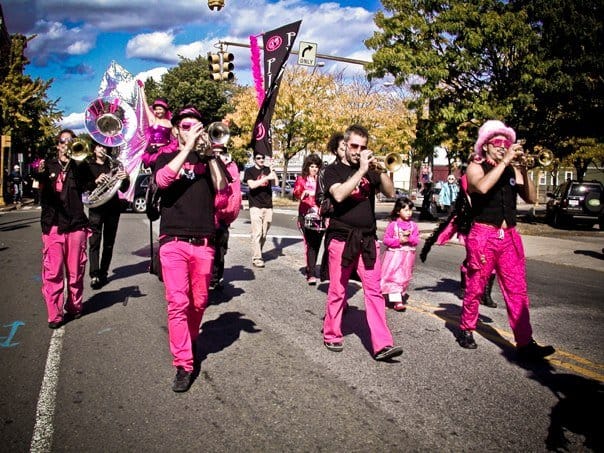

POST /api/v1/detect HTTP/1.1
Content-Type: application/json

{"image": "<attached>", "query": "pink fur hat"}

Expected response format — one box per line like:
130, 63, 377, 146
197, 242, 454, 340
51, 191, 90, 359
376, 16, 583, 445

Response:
473, 120, 516, 157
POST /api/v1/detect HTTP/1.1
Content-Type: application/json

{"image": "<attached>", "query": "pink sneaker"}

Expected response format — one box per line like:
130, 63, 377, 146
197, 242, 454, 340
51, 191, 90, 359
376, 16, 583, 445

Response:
307, 276, 317, 285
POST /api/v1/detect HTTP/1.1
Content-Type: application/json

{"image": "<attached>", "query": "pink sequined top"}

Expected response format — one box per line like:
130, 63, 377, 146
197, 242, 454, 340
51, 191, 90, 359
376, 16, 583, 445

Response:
147, 124, 172, 146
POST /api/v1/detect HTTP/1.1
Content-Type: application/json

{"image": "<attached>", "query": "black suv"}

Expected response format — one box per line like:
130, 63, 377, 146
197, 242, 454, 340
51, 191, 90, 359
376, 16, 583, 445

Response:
545, 180, 603, 229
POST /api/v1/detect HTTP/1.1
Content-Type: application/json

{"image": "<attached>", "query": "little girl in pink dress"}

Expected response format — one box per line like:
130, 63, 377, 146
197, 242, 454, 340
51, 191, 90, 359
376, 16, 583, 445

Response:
380, 197, 419, 311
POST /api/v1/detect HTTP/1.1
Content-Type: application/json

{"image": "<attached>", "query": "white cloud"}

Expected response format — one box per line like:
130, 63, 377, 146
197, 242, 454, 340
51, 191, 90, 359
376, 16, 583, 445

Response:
134, 67, 170, 84
26, 20, 97, 63
59, 112, 85, 133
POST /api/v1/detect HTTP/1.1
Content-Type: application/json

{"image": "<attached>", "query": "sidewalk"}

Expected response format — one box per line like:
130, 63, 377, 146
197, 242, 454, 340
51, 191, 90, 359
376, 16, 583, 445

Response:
273, 205, 604, 273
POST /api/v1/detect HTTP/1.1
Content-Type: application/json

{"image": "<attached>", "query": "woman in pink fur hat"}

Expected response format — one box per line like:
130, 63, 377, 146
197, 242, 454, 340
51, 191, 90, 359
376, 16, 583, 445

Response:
456, 119, 555, 361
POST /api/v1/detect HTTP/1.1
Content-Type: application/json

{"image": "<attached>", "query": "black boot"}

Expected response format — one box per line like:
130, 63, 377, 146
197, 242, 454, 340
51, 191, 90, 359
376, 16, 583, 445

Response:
481, 274, 497, 308
457, 269, 466, 299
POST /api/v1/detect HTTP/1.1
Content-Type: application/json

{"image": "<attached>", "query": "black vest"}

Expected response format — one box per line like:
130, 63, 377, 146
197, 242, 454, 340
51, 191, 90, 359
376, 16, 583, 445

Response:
470, 162, 517, 227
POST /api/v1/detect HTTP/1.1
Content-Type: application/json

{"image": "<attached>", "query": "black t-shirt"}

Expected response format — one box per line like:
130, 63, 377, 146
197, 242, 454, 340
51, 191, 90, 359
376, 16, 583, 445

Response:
244, 165, 273, 209
322, 163, 381, 229
155, 151, 216, 237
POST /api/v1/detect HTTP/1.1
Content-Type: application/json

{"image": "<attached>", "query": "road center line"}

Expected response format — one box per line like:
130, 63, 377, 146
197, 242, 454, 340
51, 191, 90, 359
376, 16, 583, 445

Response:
30, 327, 64, 453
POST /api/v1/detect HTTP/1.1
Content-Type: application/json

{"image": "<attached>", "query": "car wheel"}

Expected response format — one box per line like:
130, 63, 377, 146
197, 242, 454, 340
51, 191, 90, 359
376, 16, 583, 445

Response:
133, 196, 146, 213
552, 211, 566, 228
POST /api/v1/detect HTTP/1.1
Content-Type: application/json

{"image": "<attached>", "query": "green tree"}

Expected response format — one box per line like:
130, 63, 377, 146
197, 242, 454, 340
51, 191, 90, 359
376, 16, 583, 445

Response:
365, 0, 544, 162
0, 34, 62, 160
150, 55, 237, 124
516, 0, 604, 180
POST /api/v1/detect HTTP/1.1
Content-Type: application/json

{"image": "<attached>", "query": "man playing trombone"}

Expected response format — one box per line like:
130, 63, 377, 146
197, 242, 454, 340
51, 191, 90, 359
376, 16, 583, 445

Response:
87, 143, 130, 289
34, 129, 95, 329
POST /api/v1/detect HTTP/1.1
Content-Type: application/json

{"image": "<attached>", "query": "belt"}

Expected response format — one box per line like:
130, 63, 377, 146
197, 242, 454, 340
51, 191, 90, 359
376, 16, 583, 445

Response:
159, 235, 214, 247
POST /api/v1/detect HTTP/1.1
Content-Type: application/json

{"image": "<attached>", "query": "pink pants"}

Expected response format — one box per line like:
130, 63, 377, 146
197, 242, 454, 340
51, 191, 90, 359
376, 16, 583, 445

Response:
460, 223, 533, 346
160, 240, 215, 372
324, 239, 394, 354
41, 226, 89, 323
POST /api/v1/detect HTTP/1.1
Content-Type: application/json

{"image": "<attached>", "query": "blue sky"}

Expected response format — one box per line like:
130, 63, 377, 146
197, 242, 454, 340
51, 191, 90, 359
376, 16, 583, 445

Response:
2, 0, 384, 129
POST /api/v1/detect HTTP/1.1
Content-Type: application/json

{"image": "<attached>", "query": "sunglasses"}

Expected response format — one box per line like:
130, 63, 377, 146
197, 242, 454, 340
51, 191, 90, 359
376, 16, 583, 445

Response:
178, 121, 199, 131
58, 138, 73, 144
488, 138, 512, 148
347, 143, 368, 151
255, 156, 265, 161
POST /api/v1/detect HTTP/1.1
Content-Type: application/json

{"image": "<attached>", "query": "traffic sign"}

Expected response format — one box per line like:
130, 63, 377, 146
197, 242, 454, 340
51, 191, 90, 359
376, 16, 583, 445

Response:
297, 41, 317, 67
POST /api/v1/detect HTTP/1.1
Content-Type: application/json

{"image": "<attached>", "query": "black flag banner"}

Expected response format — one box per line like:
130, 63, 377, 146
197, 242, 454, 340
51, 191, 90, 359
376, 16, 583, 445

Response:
250, 20, 302, 157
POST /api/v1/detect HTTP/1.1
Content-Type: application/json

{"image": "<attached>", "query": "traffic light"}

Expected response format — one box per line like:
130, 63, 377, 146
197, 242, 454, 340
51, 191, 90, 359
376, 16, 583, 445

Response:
208, 52, 222, 81
207, 51, 234, 81
220, 52, 234, 81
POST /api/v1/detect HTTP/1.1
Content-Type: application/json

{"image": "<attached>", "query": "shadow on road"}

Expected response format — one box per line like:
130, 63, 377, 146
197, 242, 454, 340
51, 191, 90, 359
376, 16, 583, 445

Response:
510, 356, 603, 451
81, 285, 146, 317
265, 237, 303, 262
192, 311, 261, 383
433, 302, 603, 451
574, 249, 604, 260
0, 216, 38, 231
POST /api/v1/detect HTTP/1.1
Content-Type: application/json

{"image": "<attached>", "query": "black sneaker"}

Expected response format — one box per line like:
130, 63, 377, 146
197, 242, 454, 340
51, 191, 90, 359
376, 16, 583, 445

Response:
324, 341, 344, 352
517, 340, 555, 361
172, 367, 192, 393
457, 330, 477, 349
48, 320, 62, 329
374, 346, 403, 361
90, 277, 101, 290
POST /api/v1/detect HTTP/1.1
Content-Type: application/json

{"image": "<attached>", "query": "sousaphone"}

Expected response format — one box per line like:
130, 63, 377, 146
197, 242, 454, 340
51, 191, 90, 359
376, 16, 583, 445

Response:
83, 97, 137, 208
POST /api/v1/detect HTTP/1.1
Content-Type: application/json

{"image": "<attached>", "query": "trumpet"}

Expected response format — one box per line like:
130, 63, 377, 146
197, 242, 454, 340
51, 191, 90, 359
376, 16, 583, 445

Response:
67, 139, 92, 162
513, 148, 554, 168
369, 152, 404, 173
195, 122, 230, 155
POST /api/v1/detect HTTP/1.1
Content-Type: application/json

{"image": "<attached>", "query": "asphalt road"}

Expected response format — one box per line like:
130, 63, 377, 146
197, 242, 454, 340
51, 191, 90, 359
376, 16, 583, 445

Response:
1, 208, 602, 452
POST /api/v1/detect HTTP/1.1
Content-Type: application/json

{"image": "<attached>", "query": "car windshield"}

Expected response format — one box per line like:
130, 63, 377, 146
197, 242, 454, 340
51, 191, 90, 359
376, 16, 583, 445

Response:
569, 184, 601, 196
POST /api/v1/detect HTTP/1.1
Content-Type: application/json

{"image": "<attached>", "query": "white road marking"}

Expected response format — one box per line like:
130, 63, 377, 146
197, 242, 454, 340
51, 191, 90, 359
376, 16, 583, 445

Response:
30, 327, 64, 453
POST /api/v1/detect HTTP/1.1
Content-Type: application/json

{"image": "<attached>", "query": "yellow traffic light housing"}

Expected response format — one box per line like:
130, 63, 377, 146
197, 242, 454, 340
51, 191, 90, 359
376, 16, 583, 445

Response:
207, 51, 234, 81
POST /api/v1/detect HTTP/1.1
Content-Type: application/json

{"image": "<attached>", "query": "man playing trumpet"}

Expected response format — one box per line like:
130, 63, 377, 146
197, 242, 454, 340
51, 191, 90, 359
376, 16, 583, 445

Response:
153, 106, 228, 392
320, 124, 403, 361
457, 119, 555, 360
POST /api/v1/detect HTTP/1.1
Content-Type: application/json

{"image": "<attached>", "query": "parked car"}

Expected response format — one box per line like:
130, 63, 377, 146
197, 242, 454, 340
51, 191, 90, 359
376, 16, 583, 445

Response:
545, 180, 603, 229
272, 181, 294, 198
121, 173, 150, 213
376, 188, 410, 203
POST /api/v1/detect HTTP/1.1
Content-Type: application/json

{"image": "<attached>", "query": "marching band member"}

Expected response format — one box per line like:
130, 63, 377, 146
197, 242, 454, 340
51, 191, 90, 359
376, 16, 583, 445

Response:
210, 145, 242, 290
87, 143, 130, 289
34, 129, 94, 328
457, 119, 555, 360
293, 154, 324, 285
320, 124, 403, 361
137, 81, 175, 169
154, 106, 227, 392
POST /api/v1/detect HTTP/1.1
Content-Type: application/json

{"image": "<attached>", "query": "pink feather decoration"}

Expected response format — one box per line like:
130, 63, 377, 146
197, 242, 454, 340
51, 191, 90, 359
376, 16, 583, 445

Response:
250, 34, 264, 107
